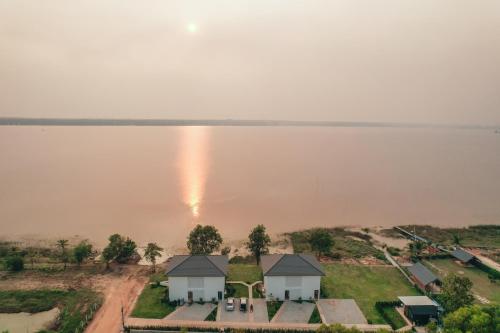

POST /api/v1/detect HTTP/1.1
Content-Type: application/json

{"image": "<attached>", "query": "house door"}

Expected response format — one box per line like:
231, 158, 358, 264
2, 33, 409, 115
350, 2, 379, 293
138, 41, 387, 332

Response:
188, 291, 193, 302
314, 290, 319, 300
285, 290, 290, 300
218, 291, 223, 300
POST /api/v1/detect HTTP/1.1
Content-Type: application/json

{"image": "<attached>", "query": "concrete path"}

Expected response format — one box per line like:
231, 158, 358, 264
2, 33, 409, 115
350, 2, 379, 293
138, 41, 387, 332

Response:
317, 299, 367, 325
252, 299, 269, 323
166, 303, 216, 321
226, 280, 262, 322
272, 301, 315, 323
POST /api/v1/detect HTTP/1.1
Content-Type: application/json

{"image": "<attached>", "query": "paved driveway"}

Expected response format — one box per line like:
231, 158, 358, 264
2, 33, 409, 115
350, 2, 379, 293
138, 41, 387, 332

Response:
317, 299, 367, 325
273, 301, 315, 323
252, 299, 269, 323
166, 303, 216, 321
219, 298, 249, 322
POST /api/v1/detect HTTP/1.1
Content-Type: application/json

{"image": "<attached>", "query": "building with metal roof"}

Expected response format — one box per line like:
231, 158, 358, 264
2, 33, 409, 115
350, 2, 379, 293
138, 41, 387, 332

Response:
407, 262, 440, 292
261, 254, 324, 301
398, 296, 439, 325
166, 255, 228, 302
451, 249, 476, 264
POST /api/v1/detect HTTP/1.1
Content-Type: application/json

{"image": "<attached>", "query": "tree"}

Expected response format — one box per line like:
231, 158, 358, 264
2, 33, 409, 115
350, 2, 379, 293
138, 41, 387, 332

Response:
144, 242, 163, 272
101, 234, 139, 268
56, 239, 69, 269
425, 321, 438, 333
102, 246, 115, 269
309, 229, 334, 257
221, 246, 231, 255
4, 255, 24, 272
443, 305, 499, 333
246, 224, 271, 264
452, 234, 461, 246
73, 241, 93, 267
440, 274, 474, 312
187, 225, 223, 255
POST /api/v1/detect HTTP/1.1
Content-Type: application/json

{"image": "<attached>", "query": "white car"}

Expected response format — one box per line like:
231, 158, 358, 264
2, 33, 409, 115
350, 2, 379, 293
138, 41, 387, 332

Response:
226, 297, 235, 311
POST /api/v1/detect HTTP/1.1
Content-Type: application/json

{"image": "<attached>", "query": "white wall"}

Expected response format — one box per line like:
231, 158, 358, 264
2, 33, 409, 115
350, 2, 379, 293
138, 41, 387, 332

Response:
168, 276, 225, 302
264, 276, 321, 301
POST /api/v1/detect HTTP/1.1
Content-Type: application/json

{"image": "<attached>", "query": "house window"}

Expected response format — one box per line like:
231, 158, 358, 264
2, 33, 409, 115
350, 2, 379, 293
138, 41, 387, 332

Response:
188, 277, 204, 288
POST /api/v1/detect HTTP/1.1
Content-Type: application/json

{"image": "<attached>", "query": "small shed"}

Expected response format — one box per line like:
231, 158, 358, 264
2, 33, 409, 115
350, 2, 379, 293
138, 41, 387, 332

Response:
407, 262, 440, 292
398, 296, 438, 325
451, 249, 476, 264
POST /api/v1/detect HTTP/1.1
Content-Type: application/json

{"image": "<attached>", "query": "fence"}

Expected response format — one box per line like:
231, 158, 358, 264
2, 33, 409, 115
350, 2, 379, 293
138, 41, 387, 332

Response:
73, 301, 102, 333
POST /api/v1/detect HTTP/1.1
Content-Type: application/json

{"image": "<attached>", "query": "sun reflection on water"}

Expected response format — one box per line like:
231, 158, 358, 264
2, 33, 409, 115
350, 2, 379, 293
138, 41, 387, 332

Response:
180, 126, 210, 219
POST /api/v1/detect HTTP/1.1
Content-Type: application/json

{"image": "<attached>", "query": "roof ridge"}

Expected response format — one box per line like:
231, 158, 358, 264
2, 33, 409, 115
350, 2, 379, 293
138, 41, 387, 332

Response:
205, 255, 227, 276
297, 254, 325, 275
265, 254, 285, 275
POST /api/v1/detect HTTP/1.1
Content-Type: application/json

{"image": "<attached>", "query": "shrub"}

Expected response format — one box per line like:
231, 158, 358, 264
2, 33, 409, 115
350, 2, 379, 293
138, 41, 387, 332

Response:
4, 256, 24, 272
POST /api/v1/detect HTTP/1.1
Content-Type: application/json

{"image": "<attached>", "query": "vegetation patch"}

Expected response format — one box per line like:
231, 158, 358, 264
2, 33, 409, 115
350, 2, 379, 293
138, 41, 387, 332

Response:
321, 264, 420, 324
204, 307, 217, 321
0, 289, 102, 333
130, 285, 176, 318
227, 264, 262, 298
375, 301, 407, 330
424, 258, 500, 304
287, 228, 386, 261
397, 225, 500, 248
266, 301, 283, 321
308, 305, 322, 323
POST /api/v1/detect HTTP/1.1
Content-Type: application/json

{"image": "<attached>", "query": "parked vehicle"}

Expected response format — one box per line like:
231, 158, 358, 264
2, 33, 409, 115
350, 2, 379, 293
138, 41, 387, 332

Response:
240, 297, 247, 312
226, 297, 235, 311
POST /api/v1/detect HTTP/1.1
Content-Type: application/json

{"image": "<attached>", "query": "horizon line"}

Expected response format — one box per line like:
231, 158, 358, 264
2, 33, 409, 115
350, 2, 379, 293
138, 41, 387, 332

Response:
0, 117, 498, 130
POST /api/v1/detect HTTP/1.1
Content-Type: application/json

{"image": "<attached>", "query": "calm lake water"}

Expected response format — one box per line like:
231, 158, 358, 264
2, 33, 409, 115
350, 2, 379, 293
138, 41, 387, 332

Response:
1, 126, 499, 247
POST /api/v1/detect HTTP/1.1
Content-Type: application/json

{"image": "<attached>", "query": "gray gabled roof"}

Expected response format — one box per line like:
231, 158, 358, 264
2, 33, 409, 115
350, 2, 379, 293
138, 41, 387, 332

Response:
166, 255, 228, 277
408, 262, 439, 286
451, 249, 475, 263
261, 254, 325, 276
399, 296, 437, 307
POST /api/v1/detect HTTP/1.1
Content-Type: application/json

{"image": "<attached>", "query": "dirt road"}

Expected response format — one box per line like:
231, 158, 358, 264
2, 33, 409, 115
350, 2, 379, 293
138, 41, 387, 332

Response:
0, 264, 149, 333
85, 265, 148, 333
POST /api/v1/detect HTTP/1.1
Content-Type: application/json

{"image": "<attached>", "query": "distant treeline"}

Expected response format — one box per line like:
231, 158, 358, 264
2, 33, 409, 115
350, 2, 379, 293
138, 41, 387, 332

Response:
0, 117, 497, 129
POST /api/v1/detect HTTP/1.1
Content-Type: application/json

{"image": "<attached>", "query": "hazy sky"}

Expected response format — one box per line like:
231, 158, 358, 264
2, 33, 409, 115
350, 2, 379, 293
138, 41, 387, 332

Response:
1, 0, 500, 124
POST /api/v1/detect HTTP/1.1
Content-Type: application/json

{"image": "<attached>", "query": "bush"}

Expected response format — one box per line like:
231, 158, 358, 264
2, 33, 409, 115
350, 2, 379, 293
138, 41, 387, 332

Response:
387, 247, 400, 256
4, 255, 24, 272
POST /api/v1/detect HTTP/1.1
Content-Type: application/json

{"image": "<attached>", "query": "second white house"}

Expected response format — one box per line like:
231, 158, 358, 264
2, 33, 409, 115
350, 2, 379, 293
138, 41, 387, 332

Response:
166, 255, 228, 302
261, 254, 325, 301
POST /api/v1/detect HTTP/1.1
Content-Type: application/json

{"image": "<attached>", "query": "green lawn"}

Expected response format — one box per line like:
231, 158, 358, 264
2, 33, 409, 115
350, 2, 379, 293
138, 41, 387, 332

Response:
227, 264, 262, 298
130, 285, 176, 318
379, 306, 407, 330
227, 264, 262, 283
321, 264, 420, 324
0, 289, 102, 333
424, 258, 500, 304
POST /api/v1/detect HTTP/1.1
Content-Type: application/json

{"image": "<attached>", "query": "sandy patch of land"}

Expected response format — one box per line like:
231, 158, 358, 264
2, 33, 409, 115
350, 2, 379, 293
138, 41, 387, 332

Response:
85, 265, 149, 333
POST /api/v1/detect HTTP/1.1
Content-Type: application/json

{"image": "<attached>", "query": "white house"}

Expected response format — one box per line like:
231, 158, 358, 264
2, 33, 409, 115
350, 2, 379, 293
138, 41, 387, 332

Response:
261, 254, 325, 301
166, 255, 228, 302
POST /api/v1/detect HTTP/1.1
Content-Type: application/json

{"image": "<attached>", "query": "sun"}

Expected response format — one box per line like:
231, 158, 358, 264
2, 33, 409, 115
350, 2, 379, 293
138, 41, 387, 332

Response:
186, 23, 198, 33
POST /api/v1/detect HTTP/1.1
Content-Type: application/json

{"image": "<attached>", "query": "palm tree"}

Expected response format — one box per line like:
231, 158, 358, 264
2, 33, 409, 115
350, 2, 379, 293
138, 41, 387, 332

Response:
56, 239, 69, 269
144, 242, 163, 272
452, 234, 461, 246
